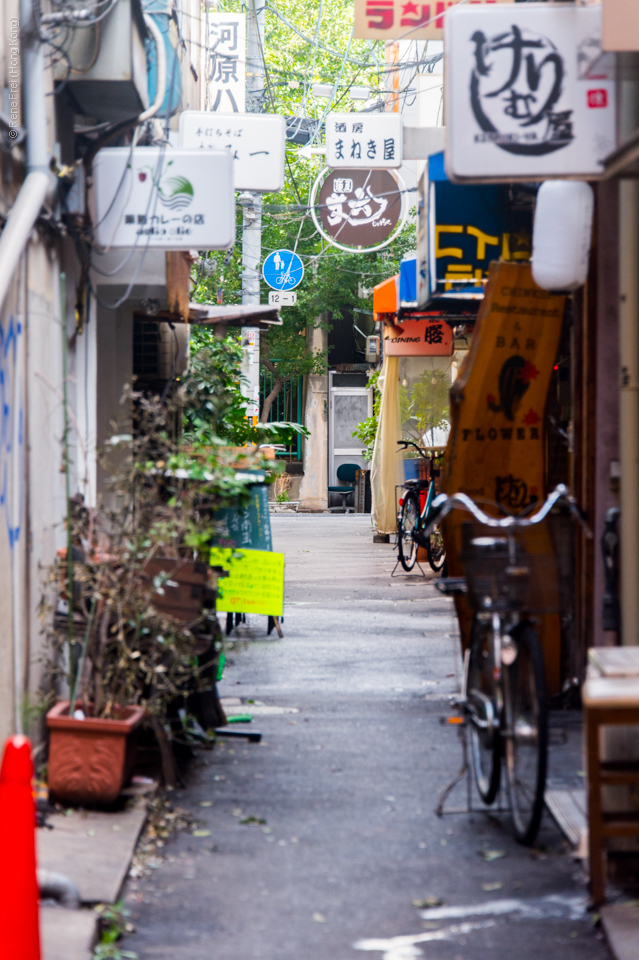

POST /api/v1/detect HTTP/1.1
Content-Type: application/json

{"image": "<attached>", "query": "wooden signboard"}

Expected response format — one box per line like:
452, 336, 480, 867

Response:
383, 317, 454, 357
440, 261, 565, 693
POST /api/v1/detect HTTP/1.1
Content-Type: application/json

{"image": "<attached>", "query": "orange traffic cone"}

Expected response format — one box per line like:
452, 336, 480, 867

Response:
0, 736, 41, 960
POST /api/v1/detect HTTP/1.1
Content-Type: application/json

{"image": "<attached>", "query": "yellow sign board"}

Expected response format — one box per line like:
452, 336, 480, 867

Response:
210, 548, 284, 617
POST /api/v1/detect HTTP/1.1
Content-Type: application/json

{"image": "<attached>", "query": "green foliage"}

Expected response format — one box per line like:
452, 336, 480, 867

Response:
191, 0, 418, 417
400, 369, 450, 446
184, 325, 310, 445
94, 902, 137, 960
351, 371, 380, 462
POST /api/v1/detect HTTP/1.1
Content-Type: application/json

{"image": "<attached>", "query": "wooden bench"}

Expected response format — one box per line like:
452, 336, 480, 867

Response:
583, 647, 639, 905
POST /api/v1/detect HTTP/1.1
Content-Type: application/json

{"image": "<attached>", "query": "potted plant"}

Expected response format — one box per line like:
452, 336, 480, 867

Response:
45, 383, 272, 805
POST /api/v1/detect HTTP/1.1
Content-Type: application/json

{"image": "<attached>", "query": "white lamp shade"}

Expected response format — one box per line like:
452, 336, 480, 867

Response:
532, 180, 594, 292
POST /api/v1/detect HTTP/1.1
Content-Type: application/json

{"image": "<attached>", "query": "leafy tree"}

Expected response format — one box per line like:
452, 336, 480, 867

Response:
400, 368, 450, 447
191, 0, 428, 421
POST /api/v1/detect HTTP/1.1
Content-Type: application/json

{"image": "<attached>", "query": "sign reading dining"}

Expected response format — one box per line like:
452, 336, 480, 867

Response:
353, 0, 508, 42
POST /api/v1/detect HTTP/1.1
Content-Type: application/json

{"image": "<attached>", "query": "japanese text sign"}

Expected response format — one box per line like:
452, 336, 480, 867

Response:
204, 13, 245, 113
383, 317, 453, 356
419, 150, 533, 305
179, 112, 285, 192
353, 0, 508, 42
318, 168, 402, 249
326, 113, 402, 169
210, 548, 284, 617
445, 4, 616, 181
90, 148, 235, 250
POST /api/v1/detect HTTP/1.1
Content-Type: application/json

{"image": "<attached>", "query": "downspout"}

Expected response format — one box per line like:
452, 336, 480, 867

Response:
618, 79, 639, 645
4, 0, 50, 733
0, 0, 50, 315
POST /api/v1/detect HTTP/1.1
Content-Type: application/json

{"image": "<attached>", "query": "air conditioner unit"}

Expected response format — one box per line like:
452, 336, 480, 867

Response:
60, 0, 150, 122
365, 336, 380, 363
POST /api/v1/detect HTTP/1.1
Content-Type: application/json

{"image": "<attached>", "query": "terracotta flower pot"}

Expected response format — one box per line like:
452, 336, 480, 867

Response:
46, 702, 145, 806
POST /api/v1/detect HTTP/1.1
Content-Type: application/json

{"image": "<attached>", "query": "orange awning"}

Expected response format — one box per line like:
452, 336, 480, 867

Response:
373, 275, 398, 316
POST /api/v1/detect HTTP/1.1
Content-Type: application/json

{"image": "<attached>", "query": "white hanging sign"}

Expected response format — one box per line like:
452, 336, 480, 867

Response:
445, 3, 616, 181
179, 112, 286, 193
90, 148, 235, 250
326, 113, 403, 169
205, 13, 246, 113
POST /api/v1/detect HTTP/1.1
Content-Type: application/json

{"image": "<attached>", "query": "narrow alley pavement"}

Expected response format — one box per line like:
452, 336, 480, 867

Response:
128, 516, 612, 960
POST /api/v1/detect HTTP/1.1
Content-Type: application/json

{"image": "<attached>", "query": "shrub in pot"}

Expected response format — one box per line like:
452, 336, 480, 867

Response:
45, 386, 270, 804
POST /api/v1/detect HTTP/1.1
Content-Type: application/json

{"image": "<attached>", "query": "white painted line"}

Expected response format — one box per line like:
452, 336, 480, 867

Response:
353, 920, 495, 960
419, 894, 587, 922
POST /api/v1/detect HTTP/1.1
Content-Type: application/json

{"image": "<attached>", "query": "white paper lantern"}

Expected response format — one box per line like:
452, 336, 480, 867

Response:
532, 181, 594, 292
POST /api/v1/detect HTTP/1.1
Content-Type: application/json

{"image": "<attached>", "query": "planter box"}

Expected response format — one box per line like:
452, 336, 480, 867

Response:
46, 702, 145, 806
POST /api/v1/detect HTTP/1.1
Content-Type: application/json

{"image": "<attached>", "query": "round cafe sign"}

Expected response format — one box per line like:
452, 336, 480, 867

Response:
310, 167, 407, 253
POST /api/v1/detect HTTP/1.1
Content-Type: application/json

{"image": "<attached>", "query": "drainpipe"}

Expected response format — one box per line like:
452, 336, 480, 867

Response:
618, 79, 639, 646
0, 0, 50, 316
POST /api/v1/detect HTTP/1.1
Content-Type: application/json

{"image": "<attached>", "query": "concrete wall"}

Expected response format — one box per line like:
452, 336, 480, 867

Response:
298, 320, 328, 512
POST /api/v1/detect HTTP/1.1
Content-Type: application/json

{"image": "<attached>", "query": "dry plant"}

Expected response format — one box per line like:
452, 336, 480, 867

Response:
43, 384, 271, 747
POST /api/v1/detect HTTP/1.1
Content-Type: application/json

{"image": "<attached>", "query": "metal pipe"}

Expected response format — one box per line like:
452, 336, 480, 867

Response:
0, 0, 51, 316
139, 13, 167, 124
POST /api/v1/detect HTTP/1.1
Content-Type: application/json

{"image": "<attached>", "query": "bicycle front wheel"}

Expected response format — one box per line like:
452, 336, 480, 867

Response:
397, 490, 419, 571
466, 616, 501, 805
426, 524, 446, 572
503, 621, 548, 845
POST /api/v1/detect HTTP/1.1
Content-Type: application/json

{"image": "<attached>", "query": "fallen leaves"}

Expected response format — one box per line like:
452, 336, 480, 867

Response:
412, 896, 445, 909
312, 912, 327, 923
192, 830, 212, 838
480, 849, 507, 861
481, 882, 504, 892
239, 816, 266, 826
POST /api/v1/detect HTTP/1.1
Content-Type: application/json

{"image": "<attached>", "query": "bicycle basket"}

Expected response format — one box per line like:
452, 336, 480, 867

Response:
459, 518, 571, 615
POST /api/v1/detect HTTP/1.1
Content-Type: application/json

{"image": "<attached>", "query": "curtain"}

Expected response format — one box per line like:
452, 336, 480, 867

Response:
371, 355, 403, 534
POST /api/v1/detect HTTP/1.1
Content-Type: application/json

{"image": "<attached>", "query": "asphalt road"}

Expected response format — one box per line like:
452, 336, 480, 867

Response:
126, 514, 612, 960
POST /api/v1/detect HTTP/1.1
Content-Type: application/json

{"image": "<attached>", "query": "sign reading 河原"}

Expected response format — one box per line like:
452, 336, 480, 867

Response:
383, 317, 454, 356
179, 112, 286, 193
210, 548, 284, 617
353, 0, 509, 42
90, 148, 235, 250
314, 168, 403, 252
445, 4, 616, 181
326, 113, 402, 169
204, 13, 246, 113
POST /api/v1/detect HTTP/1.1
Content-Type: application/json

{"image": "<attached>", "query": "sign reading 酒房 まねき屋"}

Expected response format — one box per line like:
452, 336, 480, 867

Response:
326, 113, 402, 168
90, 148, 235, 250
445, 3, 616, 181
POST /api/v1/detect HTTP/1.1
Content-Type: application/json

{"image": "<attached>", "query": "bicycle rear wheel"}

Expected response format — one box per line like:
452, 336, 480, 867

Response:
426, 524, 446, 572
466, 616, 501, 805
503, 621, 548, 845
397, 490, 420, 571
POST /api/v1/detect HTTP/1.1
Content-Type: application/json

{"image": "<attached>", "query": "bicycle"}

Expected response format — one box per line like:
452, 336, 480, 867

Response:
396, 440, 446, 573
425, 484, 590, 845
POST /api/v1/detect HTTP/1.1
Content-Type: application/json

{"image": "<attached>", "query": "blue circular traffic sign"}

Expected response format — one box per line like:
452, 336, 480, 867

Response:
262, 249, 304, 291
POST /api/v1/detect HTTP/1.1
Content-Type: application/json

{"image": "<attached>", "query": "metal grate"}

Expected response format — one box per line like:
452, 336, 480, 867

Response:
133, 319, 160, 380
259, 369, 303, 459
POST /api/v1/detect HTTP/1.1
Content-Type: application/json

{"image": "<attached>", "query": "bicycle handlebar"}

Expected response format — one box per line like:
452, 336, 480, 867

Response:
424, 483, 593, 538
397, 439, 443, 459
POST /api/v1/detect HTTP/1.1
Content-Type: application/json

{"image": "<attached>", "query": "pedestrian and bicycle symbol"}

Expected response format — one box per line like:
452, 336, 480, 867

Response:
262, 249, 304, 291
